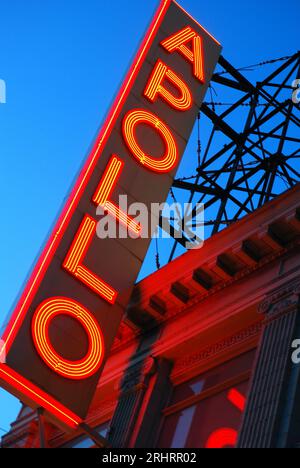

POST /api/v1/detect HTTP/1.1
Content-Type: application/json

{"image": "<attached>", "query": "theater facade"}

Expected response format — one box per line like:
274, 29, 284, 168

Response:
2, 185, 300, 449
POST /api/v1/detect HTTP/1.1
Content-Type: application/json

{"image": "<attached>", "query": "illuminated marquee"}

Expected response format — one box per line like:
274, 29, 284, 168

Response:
0, 0, 221, 429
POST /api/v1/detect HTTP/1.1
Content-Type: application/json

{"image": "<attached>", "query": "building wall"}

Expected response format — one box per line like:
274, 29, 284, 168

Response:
2, 186, 300, 448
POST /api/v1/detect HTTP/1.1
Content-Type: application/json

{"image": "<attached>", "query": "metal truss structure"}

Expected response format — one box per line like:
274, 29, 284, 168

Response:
162, 51, 300, 263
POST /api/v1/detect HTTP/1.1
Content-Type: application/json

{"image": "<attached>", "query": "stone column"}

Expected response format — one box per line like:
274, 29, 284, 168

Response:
238, 280, 300, 448
107, 357, 155, 448
107, 356, 172, 448
134, 358, 172, 448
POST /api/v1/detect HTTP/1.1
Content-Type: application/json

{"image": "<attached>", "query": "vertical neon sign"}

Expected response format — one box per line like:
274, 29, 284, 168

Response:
0, 0, 221, 429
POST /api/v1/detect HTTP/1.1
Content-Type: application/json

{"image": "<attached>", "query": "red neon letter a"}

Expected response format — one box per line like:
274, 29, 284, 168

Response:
161, 27, 205, 83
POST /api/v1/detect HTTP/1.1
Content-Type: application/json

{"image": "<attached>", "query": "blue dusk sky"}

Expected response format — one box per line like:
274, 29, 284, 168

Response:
0, 0, 298, 437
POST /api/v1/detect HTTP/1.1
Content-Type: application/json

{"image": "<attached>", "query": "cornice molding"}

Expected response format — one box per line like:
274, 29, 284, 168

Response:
171, 322, 262, 384
1, 420, 37, 448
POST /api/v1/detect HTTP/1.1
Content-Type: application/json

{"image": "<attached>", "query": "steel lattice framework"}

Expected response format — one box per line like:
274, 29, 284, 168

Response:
159, 51, 300, 263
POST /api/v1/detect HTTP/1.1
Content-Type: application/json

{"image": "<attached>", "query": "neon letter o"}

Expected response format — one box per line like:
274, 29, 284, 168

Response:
32, 297, 104, 380
122, 109, 178, 173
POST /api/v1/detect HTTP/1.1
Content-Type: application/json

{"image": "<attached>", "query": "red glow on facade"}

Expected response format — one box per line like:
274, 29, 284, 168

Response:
205, 388, 246, 448
227, 388, 246, 412
161, 26, 205, 83
144, 60, 193, 111
205, 428, 238, 449
63, 215, 117, 304
93, 156, 142, 236
122, 109, 178, 173
32, 297, 105, 380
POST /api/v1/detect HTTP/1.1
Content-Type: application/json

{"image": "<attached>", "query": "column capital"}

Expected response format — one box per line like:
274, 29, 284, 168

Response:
258, 279, 300, 319
118, 356, 157, 393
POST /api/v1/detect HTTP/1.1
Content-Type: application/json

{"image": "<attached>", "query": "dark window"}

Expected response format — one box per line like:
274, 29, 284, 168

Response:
158, 350, 256, 449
